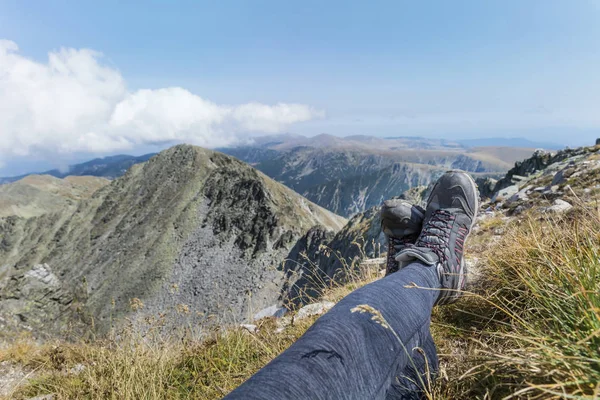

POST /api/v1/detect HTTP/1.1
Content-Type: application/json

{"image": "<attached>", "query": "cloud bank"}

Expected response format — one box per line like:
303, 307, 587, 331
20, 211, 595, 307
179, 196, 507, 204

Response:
0, 40, 323, 162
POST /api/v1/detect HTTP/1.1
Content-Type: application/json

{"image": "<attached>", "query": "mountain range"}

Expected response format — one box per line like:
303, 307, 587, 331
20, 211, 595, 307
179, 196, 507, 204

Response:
0, 136, 588, 339
0, 153, 155, 185
219, 134, 541, 215
0, 134, 554, 217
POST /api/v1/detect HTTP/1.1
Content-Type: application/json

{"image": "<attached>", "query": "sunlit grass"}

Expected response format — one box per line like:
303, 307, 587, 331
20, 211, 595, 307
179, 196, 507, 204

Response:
4, 205, 600, 399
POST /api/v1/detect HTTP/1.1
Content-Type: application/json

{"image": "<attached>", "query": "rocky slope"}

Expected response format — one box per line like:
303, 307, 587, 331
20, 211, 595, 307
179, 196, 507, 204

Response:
0, 145, 346, 338
483, 144, 600, 214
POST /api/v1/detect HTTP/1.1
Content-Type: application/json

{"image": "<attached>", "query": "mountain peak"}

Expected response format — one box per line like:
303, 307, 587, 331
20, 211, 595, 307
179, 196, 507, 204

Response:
0, 144, 345, 336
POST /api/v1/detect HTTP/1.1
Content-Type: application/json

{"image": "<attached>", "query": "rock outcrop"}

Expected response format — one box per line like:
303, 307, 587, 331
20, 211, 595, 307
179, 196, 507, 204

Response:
492, 146, 598, 195
487, 143, 600, 215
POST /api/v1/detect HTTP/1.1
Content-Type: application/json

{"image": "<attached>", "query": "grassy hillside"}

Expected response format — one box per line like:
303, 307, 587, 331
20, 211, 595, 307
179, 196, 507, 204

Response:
2, 202, 598, 399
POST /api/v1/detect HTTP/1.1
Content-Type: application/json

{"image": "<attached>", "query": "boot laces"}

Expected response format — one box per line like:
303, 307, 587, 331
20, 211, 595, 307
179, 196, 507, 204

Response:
387, 235, 415, 274
415, 209, 455, 264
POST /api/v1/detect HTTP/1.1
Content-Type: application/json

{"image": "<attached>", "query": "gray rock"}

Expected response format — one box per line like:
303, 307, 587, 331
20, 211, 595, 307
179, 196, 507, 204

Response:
253, 305, 287, 321
506, 186, 532, 204
546, 199, 573, 213
512, 205, 528, 216
240, 324, 257, 333
295, 301, 335, 321
475, 177, 497, 199
491, 185, 519, 203
551, 167, 575, 186
69, 363, 85, 375
24, 264, 60, 288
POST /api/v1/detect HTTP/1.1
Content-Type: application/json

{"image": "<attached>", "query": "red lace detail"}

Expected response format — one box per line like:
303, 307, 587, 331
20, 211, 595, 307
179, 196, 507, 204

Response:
455, 226, 468, 259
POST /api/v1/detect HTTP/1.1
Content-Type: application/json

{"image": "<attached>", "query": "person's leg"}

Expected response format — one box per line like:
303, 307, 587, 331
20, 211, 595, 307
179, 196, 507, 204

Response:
385, 322, 438, 399
226, 170, 479, 400
224, 261, 440, 400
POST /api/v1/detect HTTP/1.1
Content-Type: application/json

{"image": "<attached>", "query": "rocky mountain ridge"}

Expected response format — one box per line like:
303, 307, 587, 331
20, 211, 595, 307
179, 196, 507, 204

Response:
0, 175, 109, 218
0, 145, 346, 338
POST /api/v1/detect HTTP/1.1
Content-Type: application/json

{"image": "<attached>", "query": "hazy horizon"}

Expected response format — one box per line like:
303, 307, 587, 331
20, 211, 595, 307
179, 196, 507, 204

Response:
1, 1, 599, 175
0, 133, 571, 178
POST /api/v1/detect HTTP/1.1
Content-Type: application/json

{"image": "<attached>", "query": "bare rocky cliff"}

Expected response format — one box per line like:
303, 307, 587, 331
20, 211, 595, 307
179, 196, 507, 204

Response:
0, 145, 346, 337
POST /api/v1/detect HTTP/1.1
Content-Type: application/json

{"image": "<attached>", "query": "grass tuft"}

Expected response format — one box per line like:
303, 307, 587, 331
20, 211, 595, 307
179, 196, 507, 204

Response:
432, 205, 600, 398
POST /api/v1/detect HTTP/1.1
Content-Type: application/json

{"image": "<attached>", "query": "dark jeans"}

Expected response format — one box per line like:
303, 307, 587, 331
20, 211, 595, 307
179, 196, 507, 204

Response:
225, 262, 441, 399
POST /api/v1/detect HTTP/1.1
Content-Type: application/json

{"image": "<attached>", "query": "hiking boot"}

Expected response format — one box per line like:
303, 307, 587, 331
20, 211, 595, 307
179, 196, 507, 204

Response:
395, 171, 479, 305
381, 199, 425, 275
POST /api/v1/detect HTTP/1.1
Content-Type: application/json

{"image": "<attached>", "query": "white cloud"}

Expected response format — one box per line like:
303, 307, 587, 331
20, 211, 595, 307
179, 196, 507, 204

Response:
0, 40, 322, 162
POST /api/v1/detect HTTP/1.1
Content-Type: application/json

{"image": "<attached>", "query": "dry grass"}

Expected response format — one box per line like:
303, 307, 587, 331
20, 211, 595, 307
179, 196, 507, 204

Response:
431, 204, 600, 399
2, 318, 319, 400
2, 251, 381, 400
3, 206, 600, 399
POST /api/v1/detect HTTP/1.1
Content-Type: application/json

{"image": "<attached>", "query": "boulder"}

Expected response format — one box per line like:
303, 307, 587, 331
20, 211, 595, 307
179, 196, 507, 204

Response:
253, 305, 286, 321
511, 205, 528, 216
545, 199, 573, 213
474, 177, 497, 199
491, 185, 519, 203
551, 167, 575, 186
506, 186, 532, 205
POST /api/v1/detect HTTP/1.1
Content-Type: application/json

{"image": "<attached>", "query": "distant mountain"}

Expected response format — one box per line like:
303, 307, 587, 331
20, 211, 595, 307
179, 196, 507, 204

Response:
0, 145, 346, 337
457, 137, 564, 150
0, 153, 156, 184
219, 134, 532, 216
0, 175, 109, 218
1, 134, 543, 217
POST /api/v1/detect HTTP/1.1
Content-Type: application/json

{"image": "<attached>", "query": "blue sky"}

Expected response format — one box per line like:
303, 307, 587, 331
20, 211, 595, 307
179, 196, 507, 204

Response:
1, 1, 600, 175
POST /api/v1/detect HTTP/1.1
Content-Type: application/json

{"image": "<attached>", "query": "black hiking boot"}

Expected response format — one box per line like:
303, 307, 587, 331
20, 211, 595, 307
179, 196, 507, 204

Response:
395, 171, 479, 305
381, 199, 425, 275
